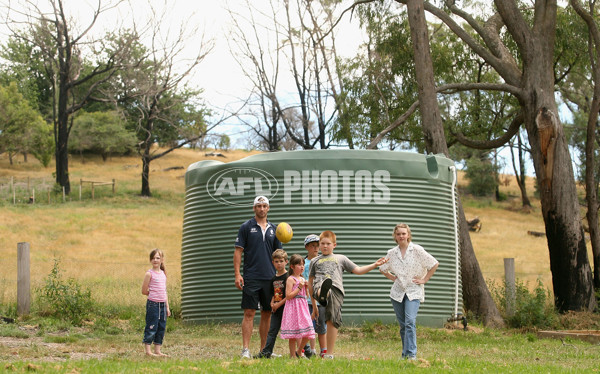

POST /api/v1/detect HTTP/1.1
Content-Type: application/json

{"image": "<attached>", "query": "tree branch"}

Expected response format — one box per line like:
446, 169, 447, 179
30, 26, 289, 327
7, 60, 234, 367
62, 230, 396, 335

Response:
452, 111, 524, 150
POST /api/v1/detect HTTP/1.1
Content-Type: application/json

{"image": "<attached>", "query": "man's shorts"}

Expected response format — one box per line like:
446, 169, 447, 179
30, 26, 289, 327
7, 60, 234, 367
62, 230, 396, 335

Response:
241, 279, 272, 312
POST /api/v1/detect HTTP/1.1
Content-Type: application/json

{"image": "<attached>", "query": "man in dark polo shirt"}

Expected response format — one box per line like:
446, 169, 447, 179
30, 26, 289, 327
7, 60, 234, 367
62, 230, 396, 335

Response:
234, 195, 283, 359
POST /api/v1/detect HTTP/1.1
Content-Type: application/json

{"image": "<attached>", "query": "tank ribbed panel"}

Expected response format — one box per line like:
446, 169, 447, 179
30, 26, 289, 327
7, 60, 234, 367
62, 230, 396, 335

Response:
181, 150, 461, 326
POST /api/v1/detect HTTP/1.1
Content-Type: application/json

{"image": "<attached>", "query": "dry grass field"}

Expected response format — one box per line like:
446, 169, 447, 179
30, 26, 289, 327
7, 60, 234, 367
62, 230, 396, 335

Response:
0, 148, 588, 309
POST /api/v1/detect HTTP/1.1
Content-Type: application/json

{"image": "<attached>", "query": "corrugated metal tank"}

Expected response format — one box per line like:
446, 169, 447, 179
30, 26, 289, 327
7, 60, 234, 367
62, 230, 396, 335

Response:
182, 149, 461, 327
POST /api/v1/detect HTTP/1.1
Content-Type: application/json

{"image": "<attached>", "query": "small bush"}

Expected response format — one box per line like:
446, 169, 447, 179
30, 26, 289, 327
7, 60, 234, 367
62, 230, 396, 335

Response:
37, 259, 94, 326
489, 278, 559, 329
465, 157, 498, 196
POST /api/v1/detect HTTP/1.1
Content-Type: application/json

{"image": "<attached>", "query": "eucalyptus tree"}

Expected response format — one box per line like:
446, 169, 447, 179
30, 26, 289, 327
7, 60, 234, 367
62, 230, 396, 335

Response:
107, 6, 215, 197
228, 0, 345, 150
1, 0, 138, 194
342, 0, 596, 316
69, 111, 136, 162
569, 0, 600, 288
0, 34, 54, 118
0, 82, 51, 165
385, 0, 596, 312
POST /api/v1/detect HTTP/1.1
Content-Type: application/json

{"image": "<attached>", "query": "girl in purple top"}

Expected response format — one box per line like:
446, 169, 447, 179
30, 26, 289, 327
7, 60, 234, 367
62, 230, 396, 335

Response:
141, 248, 171, 356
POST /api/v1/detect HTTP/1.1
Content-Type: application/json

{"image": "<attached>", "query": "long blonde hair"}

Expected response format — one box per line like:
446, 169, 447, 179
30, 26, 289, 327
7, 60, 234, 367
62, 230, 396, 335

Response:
149, 248, 166, 276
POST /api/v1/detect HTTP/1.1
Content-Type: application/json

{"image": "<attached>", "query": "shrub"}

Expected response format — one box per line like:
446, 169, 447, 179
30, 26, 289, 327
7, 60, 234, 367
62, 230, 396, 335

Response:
465, 157, 498, 196
37, 259, 94, 325
489, 278, 559, 329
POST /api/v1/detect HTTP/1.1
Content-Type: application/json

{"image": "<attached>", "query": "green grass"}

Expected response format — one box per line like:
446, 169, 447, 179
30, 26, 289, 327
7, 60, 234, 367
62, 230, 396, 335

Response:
1, 149, 599, 371
1, 321, 599, 373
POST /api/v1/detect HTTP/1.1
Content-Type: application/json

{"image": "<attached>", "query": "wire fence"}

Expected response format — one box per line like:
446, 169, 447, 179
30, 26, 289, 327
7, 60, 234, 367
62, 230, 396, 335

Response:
0, 176, 116, 204
1, 256, 182, 311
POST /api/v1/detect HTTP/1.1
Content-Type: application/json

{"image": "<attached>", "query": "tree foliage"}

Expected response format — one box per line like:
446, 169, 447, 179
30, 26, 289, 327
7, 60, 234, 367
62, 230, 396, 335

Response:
0, 82, 52, 166
69, 111, 136, 161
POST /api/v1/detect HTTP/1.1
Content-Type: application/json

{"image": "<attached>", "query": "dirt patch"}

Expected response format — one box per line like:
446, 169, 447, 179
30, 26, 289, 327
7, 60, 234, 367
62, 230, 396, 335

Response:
0, 336, 108, 361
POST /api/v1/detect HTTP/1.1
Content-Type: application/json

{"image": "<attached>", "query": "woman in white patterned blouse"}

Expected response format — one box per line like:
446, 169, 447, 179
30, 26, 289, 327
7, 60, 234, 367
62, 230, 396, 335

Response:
379, 223, 438, 360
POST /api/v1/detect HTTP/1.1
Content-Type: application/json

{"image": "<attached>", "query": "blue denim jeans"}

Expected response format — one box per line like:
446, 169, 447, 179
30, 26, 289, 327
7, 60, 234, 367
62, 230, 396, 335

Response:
391, 295, 421, 358
143, 300, 167, 345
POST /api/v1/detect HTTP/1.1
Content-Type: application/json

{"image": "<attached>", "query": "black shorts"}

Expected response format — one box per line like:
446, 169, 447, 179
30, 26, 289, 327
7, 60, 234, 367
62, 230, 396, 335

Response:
241, 279, 272, 312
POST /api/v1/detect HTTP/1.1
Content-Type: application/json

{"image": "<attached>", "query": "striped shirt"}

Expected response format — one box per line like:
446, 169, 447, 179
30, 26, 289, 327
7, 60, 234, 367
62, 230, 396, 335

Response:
147, 269, 167, 302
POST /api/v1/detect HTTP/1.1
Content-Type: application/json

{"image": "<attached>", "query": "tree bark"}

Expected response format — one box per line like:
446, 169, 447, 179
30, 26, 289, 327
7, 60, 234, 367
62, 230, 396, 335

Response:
571, 0, 600, 289
500, 0, 596, 311
141, 150, 151, 197
509, 133, 532, 208
405, 0, 504, 326
396, 0, 597, 313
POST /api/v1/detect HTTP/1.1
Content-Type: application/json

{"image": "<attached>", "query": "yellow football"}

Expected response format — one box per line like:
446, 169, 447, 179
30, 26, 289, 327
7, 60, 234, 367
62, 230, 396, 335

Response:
276, 222, 293, 243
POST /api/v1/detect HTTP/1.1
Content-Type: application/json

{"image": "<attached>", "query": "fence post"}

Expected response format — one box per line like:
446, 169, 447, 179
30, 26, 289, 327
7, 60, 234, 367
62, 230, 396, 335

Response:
17, 242, 31, 316
112, 179, 115, 194
504, 258, 515, 317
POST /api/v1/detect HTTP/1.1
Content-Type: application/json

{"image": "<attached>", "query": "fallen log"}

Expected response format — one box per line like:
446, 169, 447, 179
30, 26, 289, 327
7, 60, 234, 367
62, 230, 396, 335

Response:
527, 230, 545, 237
467, 217, 482, 232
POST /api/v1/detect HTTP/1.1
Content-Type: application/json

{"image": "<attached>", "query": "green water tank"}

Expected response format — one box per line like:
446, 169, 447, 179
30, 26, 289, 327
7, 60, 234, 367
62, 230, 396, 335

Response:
182, 150, 461, 327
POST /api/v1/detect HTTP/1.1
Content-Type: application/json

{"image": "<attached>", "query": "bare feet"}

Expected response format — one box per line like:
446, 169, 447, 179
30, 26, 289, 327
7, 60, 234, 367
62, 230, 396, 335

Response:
145, 352, 158, 357
155, 352, 169, 357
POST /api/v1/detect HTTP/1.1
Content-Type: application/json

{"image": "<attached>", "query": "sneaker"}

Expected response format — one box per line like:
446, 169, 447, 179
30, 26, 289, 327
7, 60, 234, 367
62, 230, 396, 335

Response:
407, 356, 417, 361
322, 354, 334, 359
241, 348, 251, 359
303, 346, 313, 358
270, 352, 282, 358
318, 278, 332, 306
254, 351, 270, 359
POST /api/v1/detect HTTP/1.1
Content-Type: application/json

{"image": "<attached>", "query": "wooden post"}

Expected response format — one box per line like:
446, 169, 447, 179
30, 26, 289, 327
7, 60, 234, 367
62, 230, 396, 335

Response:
47, 188, 50, 204
32, 188, 35, 204
91, 183, 95, 200
62, 186, 65, 203
112, 179, 115, 194
504, 258, 516, 317
79, 183, 82, 201
17, 242, 31, 316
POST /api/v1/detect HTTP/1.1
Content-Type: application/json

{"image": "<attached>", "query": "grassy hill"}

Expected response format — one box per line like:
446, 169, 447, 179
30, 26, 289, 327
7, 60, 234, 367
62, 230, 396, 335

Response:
0, 148, 573, 310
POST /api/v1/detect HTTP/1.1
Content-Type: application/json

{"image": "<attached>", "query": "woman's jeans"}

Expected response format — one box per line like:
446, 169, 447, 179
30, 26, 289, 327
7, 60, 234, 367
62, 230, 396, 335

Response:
143, 300, 167, 345
391, 295, 420, 358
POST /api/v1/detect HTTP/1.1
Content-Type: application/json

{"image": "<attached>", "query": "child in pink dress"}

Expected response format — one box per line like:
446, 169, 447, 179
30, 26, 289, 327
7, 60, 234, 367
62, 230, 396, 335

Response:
280, 254, 315, 358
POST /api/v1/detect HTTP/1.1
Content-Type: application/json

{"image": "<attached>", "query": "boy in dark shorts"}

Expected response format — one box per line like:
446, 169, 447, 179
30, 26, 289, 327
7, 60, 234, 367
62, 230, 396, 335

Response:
308, 230, 387, 359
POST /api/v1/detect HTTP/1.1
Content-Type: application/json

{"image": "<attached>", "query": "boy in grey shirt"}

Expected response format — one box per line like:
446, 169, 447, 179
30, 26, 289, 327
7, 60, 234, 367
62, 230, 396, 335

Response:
308, 230, 387, 359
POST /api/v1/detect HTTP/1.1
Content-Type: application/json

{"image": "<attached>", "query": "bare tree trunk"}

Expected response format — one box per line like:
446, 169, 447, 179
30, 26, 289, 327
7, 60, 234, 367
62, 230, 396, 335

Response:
141, 143, 152, 197
506, 0, 596, 311
387, 0, 596, 312
405, 0, 504, 326
509, 133, 532, 208
571, 0, 600, 289
56, 75, 71, 194
585, 95, 600, 289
